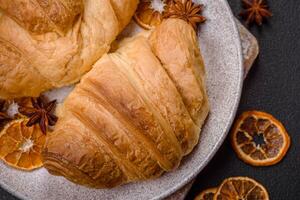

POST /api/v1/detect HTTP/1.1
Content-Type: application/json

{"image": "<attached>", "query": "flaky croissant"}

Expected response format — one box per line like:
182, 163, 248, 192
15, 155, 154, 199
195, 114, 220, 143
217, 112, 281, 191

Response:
43, 18, 209, 188
0, 0, 138, 99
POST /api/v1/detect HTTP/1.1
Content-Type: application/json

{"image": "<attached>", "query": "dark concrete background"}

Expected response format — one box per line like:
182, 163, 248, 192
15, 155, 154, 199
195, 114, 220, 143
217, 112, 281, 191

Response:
0, 0, 299, 199
186, 0, 300, 199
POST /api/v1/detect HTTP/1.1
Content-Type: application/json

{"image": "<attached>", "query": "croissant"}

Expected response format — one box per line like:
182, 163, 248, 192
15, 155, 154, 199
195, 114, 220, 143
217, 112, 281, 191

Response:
0, 0, 138, 99
43, 18, 210, 188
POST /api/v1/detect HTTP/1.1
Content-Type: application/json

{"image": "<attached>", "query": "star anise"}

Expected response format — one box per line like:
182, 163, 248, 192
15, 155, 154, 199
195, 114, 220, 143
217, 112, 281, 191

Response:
239, 0, 272, 25
0, 100, 9, 122
163, 0, 206, 30
18, 96, 58, 134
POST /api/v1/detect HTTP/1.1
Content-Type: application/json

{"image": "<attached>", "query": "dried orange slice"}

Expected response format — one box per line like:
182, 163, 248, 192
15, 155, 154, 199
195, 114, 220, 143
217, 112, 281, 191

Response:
0, 118, 45, 170
195, 187, 217, 200
214, 177, 269, 200
134, 0, 170, 30
231, 111, 290, 166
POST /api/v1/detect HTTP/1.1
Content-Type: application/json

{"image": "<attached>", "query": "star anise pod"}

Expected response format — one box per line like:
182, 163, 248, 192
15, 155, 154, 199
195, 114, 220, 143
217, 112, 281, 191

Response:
0, 100, 9, 122
239, 0, 272, 25
163, 0, 206, 30
18, 96, 58, 134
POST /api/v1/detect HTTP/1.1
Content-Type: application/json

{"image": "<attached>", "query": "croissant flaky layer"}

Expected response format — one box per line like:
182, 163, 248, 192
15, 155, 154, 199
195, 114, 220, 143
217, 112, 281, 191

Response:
43, 19, 210, 188
0, 0, 138, 99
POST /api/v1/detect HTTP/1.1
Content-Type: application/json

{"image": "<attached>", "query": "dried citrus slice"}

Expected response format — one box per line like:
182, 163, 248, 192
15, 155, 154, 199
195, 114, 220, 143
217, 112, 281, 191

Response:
214, 177, 269, 200
0, 118, 45, 170
231, 111, 290, 166
195, 187, 217, 200
134, 0, 170, 30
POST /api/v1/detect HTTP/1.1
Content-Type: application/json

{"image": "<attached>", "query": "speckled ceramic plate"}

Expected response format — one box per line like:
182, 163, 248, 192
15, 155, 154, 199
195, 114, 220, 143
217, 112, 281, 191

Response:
0, 0, 243, 199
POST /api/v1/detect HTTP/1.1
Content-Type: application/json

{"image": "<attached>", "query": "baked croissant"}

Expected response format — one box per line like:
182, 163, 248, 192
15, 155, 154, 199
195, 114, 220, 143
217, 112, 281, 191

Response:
43, 18, 210, 188
0, 0, 138, 99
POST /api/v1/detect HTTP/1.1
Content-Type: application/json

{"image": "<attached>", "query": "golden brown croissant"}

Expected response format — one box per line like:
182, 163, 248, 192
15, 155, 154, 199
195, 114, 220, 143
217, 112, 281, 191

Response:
0, 0, 138, 99
43, 18, 210, 188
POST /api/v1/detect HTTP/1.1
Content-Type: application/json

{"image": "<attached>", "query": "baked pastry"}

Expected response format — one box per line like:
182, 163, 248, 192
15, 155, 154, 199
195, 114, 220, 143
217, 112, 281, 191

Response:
43, 18, 209, 188
0, 0, 138, 99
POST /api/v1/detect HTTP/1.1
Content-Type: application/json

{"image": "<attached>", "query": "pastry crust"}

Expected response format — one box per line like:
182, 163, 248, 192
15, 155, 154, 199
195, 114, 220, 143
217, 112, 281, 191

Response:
43, 19, 210, 188
150, 19, 210, 129
0, 0, 138, 99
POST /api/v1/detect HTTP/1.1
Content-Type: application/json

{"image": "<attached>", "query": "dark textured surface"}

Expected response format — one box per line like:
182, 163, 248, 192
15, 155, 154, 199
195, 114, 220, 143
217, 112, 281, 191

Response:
186, 0, 300, 200
0, 0, 299, 200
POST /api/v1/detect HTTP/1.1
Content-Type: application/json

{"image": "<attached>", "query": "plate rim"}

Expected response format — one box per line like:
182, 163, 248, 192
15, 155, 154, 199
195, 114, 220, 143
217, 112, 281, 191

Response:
0, 0, 244, 199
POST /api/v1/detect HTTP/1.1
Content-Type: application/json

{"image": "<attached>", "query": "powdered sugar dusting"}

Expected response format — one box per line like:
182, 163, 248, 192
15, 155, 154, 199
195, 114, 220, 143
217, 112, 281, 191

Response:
150, 0, 165, 13
43, 85, 75, 103
19, 139, 34, 152
7, 102, 19, 118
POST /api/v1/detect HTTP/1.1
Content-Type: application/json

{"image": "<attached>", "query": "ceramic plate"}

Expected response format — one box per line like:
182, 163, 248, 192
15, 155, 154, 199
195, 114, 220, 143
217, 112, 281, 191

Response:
0, 0, 243, 199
